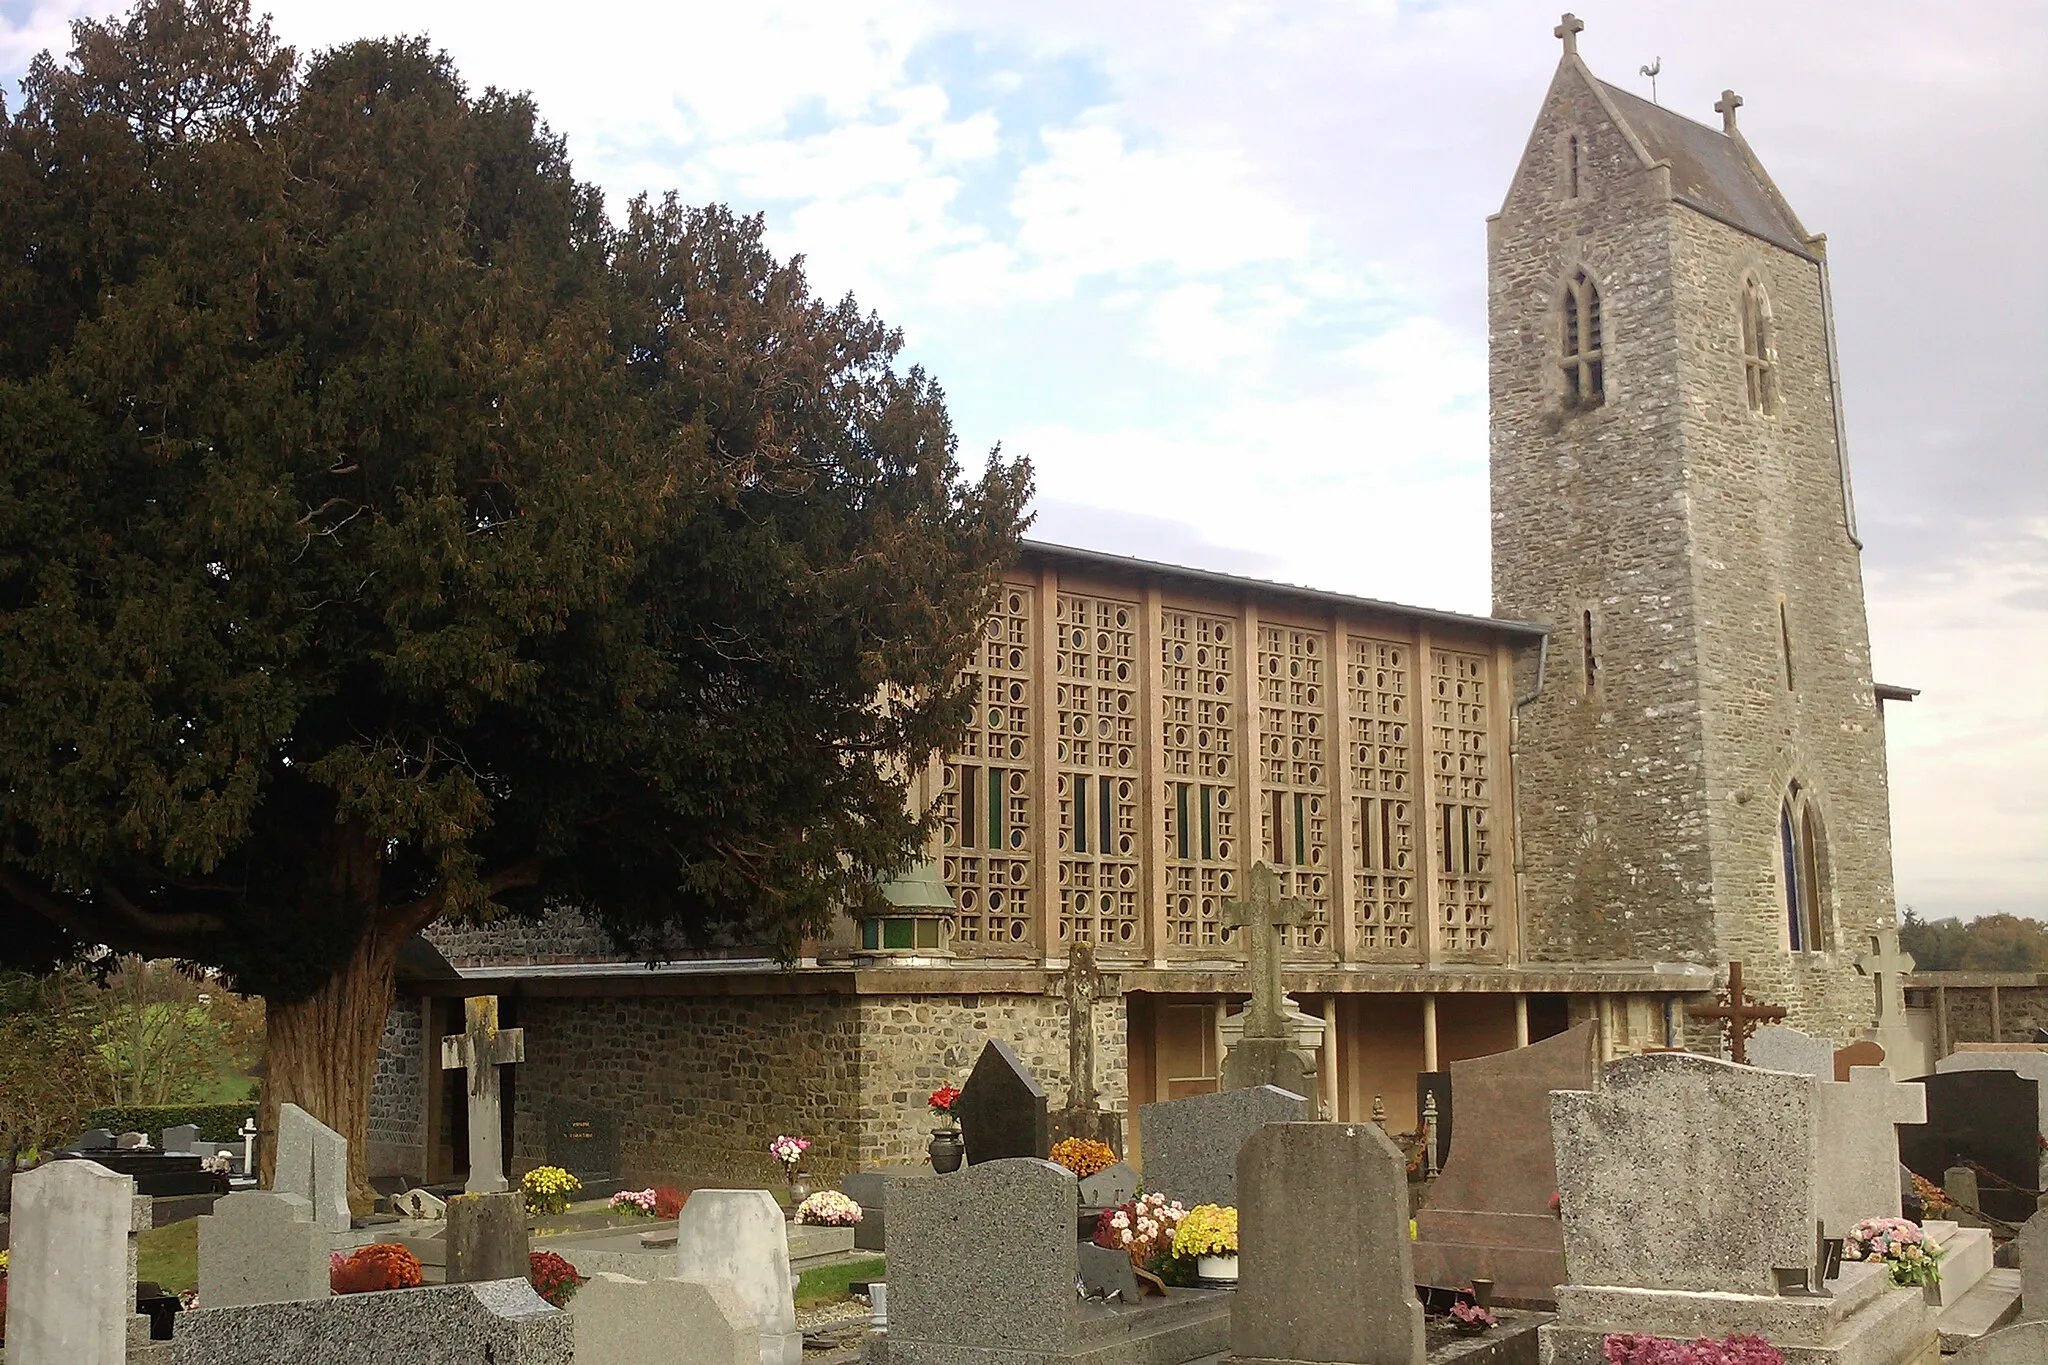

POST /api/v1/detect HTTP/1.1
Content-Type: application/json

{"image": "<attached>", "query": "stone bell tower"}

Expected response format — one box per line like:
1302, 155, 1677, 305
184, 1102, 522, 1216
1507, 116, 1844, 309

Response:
1488, 14, 1901, 1040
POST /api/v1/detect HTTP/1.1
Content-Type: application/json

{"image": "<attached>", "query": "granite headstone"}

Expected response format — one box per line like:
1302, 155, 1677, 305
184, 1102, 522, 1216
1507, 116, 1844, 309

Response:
274, 1103, 352, 1234
2, 1159, 138, 1365
572, 1273, 760, 1365
1413, 1020, 1598, 1305
955, 1037, 1050, 1165
160, 1123, 201, 1154
888, 1158, 1078, 1355
163, 1279, 571, 1364
1232, 1122, 1425, 1365
1951, 1320, 2048, 1365
1750, 1024, 1838, 1079
673, 1189, 800, 1365
1937, 1048, 2048, 1138
1138, 1083, 1308, 1209
1816, 1065, 1925, 1235
546, 1099, 622, 1187
197, 1191, 331, 1307
1077, 1161, 1138, 1209
1901, 1069, 2040, 1224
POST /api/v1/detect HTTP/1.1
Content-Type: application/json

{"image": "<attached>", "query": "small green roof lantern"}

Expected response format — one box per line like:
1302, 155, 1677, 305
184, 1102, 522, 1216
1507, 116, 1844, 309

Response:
859, 856, 955, 960
878, 857, 955, 912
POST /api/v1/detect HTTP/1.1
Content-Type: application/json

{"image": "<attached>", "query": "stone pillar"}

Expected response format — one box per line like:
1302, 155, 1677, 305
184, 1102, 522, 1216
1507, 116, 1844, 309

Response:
1515, 993, 1531, 1047
446, 1190, 531, 1283
1422, 994, 1440, 1072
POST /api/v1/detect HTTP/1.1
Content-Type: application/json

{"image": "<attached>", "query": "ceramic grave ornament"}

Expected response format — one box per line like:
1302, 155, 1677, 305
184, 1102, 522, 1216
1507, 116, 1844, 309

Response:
440, 995, 525, 1194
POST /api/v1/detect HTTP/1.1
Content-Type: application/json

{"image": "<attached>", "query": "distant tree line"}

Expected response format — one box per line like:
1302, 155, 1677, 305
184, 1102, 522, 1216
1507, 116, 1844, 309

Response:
1899, 908, 2048, 973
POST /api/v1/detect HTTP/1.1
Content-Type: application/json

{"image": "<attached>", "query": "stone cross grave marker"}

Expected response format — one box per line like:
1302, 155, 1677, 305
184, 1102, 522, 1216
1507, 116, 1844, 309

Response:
1223, 862, 1306, 1039
1051, 943, 1122, 1152
197, 1191, 330, 1308
1856, 929, 1915, 1031
955, 1037, 1049, 1165
440, 994, 525, 1195
1685, 960, 1787, 1065
274, 1103, 351, 1234
1817, 1065, 1925, 1235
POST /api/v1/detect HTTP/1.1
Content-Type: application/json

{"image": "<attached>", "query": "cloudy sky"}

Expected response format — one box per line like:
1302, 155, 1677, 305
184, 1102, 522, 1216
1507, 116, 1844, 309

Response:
5, 1, 2043, 923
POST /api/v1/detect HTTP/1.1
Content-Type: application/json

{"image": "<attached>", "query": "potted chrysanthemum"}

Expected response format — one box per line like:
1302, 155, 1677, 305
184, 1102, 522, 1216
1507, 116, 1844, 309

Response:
1172, 1204, 1239, 1285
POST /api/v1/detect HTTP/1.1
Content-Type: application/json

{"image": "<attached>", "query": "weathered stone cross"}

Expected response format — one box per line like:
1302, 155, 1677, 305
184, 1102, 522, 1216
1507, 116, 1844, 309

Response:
1063, 942, 1106, 1114
1855, 929, 1916, 1030
1715, 89, 1744, 134
1685, 960, 1786, 1066
1223, 861, 1308, 1039
440, 995, 525, 1195
1554, 13, 1584, 57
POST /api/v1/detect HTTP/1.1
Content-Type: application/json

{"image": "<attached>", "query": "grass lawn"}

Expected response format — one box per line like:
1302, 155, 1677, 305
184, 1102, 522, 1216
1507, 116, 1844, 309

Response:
794, 1255, 884, 1308
137, 1218, 199, 1294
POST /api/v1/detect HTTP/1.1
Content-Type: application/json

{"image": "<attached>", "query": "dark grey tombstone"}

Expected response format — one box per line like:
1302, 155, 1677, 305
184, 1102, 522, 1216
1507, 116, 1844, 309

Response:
1138, 1084, 1309, 1209
1415, 1070, 1453, 1166
1901, 1070, 2039, 1225
544, 1100, 620, 1189
68, 1128, 115, 1151
1079, 1242, 1142, 1303
161, 1124, 201, 1154
841, 1166, 926, 1252
955, 1039, 1050, 1165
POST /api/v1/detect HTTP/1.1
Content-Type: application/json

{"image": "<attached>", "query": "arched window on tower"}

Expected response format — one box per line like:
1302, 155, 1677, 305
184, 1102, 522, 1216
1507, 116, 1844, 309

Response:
1741, 277, 1779, 415
1780, 782, 1827, 952
1561, 270, 1604, 407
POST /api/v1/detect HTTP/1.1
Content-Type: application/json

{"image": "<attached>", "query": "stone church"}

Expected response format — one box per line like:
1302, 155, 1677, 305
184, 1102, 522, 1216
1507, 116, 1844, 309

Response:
366, 15, 1916, 1190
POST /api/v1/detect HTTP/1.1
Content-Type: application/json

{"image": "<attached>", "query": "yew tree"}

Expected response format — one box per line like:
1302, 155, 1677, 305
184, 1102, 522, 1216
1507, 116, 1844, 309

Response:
0, 0, 1029, 1197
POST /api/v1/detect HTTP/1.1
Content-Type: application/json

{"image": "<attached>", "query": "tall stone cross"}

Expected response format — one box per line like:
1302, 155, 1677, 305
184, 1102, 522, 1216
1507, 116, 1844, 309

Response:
1686, 961, 1787, 1066
1063, 943, 1106, 1114
1856, 929, 1916, 1030
440, 995, 525, 1194
1715, 89, 1744, 134
1554, 12, 1584, 57
1223, 861, 1308, 1039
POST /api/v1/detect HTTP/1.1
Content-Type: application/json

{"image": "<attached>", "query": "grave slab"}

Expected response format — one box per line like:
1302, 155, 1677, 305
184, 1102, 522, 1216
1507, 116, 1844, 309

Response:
162, 1278, 570, 1363
956, 1038, 1051, 1165
3, 1159, 137, 1365
571, 1272, 760, 1365
274, 1104, 351, 1234
1232, 1121, 1425, 1365
841, 1165, 926, 1252
1414, 1021, 1597, 1307
197, 1191, 330, 1308
1137, 1083, 1308, 1210
1939, 1275, 2028, 1357
673, 1189, 800, 1365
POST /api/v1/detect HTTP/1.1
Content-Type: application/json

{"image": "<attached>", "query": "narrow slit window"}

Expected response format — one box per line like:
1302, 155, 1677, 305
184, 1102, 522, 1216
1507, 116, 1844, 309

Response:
1199, 784, 1214, 862
1781, 799, 1805, 951
1293, 792, 1307, 867
1779, 600, 1796, 691
1359, 797, 1376, 869
1098, 775, 1113, 855
1568, 133, 1581, 198
1581, 608, 1598, 693
1270, 790, 1287, 865
987, 767, 1003, 850
961, 765, 979, 849
1176, 783, 1191, 860
1073, 773, 1089, 855
1561, 270, 1605, 407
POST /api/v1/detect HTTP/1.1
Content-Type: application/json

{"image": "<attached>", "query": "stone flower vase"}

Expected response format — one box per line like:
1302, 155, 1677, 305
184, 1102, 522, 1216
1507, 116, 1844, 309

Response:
786, 1171, 815, 1212
1196, 1253, 1239, 1285
928, 1127, 965, 1174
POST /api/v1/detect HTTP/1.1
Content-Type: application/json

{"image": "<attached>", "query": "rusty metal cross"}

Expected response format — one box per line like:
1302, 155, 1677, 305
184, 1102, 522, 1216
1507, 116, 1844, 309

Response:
1686, 961, 1787, 1065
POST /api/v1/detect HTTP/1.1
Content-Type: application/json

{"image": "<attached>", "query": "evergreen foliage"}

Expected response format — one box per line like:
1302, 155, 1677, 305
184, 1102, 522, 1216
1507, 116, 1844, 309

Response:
1899, 908, 2048, 973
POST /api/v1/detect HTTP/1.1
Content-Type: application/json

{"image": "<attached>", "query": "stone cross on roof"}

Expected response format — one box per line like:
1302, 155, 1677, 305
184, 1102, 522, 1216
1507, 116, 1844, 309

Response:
1716, 89, 1744, 134
1554, 13, 1584, 57
1856, 928, 1916, 1030
440, 995, 524, 1194
1223, 861, 1308, 1039
1685, 961, 1787, 1065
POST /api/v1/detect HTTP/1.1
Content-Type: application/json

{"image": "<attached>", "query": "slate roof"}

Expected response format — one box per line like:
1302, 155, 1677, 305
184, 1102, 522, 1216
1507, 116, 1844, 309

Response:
1595, 80, 1813, 258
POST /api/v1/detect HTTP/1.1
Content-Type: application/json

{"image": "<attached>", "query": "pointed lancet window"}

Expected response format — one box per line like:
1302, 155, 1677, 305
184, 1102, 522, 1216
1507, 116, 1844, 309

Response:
1741, 276, 1779, 415
1561, 269, 1604, 407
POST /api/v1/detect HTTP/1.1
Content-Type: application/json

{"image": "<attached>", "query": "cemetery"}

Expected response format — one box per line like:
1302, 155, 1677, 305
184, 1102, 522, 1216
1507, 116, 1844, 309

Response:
0, 6, 2041, 1365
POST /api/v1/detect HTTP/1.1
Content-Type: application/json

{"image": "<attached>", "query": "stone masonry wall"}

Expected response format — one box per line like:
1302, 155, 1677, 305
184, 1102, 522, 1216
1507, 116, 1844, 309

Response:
1671, 204, 1899, 1041
852, 991, 1128, 1168
1490, 61, 1715, 966
367, 996, 425, 1178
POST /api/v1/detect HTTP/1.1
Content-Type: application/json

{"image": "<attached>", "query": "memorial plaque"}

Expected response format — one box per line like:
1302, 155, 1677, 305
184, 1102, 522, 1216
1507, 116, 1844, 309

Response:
547, 1101, 622, 1189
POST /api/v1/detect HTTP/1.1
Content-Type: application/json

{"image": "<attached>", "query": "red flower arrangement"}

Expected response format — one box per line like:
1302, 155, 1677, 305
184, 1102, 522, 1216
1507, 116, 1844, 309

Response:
529, 1250, 583, 1308
1602, 1333, 1783, 1365
653, 1185, 687, 1220
929, 1085, 962, 1117
330, 1243, 424, 1294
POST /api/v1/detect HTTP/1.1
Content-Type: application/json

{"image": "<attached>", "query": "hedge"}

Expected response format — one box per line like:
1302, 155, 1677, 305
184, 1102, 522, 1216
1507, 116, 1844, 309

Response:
84, 1104, 259, 1144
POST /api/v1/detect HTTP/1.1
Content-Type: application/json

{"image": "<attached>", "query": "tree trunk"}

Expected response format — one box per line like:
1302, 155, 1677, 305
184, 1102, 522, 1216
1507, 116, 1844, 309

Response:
258, 916, 404, 1214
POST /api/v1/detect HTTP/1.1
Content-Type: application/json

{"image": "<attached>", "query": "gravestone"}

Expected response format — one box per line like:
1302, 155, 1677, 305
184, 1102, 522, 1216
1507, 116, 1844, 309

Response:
447, 1189, 530, 1283
1834, 1040, 1888, 1080
1138, 1083, 1308, 1209
163, 1279, 572, 1364
673, 1189, 800, 1365
1952, 1320, 2048, 1365
546, 1099, 622, 1189
3, 1159, 138, 1365
160, 1123, 201, 1154
67, 1127, 115, 1151
840, 1165, 924, 1252
390, 1186, 447, 1220
1413, 1020, 1597, 1305
572, 1273, 760, 1365
1817, 1066, 1926, 1235
955, 1037, 1050, 1164
1859, 929, 1932, 1077
1938, 1047, 2048, 1138
1685, 960, 1787, 1065
2017, 1209, 2046, 1318
274, 1103, 351, 1234
1218, 862, 1320, 1096
441, 994, 525, 1194
1902, 1070, 2041, 1225
887, 1157, 1229, 1365
117, 1131, 149, 1149
1078, 1161, 1138, 1209
197, 1191, 330, 1307
1232, 1122, 1425, 1365
1751, 1024, 1838, 1079
1078, 1242, 1143, 1303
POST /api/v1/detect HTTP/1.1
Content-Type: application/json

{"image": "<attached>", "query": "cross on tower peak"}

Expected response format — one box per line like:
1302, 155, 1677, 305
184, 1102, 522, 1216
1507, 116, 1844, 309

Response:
1685, 960, 1787, 1065
1555, 13, 1585, 57
1716, 89, 1744, 134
